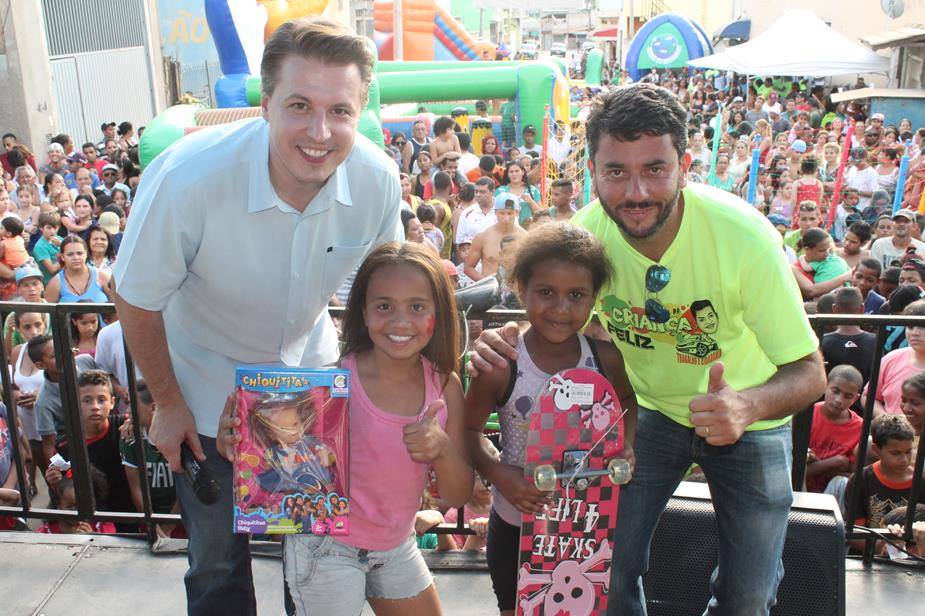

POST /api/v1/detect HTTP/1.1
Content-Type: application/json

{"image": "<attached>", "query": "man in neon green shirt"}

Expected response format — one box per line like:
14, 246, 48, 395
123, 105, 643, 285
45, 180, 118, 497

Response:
470, 83, 825, 615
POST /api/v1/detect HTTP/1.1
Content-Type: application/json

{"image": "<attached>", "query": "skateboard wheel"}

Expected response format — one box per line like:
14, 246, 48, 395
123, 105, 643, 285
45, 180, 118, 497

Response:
607, 458, 632, 485
534, 464, 558, 492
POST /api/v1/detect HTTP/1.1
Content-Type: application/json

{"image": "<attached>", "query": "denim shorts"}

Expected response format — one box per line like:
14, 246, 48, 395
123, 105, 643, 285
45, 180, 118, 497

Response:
283, 534, 434, 615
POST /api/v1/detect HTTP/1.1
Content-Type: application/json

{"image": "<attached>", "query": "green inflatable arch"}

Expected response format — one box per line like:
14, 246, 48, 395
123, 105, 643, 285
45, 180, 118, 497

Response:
139, 60, 570, 169
247, 60, 569, 146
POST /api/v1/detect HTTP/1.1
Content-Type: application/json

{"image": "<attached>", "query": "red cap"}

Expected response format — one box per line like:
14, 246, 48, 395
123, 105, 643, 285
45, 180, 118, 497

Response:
442, 260, 458, 278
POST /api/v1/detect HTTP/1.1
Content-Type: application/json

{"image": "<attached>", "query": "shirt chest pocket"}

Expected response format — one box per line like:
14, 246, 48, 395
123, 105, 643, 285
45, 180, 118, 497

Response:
320, 242, 373, 301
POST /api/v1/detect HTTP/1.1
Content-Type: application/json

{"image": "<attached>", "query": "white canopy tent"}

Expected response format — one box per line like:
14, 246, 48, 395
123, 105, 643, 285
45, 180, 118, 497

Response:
687, 10, 889, 77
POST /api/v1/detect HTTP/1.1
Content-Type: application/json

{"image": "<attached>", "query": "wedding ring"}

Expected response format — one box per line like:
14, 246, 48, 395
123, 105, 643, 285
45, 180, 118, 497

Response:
705, 426, 711, 436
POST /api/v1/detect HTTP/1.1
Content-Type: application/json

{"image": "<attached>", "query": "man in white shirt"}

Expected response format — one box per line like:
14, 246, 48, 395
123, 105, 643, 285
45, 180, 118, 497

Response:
844, 147, 880, 210
456, 132, 479, 176
94, 164, 131, 198
761, 91, 783, 116
520, 124, 543, 156
112, 18, 402, 615
686, 130, 712, 172
94, 321, 140, 400
869, 209, 925, 269
455, 177, 497, 246
10, 165, 44, 206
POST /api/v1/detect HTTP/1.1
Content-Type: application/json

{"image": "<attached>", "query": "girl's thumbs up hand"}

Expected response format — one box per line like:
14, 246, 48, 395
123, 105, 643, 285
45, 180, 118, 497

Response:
403, 400, 448, 463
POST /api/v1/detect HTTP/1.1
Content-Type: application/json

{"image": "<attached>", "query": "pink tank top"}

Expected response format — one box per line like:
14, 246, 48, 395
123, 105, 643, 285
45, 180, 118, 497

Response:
793, 182, 822, 229
339, 352, 448, 550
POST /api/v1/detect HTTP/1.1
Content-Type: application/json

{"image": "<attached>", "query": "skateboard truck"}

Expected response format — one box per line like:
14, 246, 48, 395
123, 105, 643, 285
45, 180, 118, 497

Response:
534, 458, 632, 492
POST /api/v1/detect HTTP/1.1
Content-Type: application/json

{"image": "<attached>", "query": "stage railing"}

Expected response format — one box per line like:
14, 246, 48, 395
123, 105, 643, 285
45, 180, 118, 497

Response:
0, 303, 922, 562
804, 313, 925, 562
0, 301, 170, 543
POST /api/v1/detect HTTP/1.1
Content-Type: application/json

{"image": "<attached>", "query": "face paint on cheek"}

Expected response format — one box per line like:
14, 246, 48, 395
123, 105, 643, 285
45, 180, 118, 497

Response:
425, 315, 436, 337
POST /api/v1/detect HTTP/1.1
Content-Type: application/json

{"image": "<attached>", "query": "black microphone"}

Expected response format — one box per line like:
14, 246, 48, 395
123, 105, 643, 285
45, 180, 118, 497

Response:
181, 443, 220, 505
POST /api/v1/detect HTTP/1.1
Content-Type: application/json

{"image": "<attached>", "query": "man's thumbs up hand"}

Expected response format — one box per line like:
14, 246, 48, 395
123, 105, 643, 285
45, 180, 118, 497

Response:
689, 362, 752, 446
403, 400, 449, 463
705, 362, 728, 394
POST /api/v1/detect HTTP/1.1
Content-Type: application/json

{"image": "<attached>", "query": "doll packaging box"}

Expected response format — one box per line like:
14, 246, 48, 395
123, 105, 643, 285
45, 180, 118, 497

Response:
233, 367, 350, 535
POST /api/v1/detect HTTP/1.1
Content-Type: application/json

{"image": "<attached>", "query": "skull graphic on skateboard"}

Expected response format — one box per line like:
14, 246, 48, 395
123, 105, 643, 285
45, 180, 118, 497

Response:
516, 368, 631, 616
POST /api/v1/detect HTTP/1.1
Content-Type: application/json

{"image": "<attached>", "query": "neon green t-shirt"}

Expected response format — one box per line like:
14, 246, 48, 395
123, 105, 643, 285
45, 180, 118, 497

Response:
572, 183, 818, 430
783, 229, 802, 253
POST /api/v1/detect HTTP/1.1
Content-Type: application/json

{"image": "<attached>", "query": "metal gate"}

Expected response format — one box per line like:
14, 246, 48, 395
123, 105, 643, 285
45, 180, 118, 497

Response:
49, 57, 85, 141
179, 60, 222, 107
42, 0, 155, 145
49, 48, 156, 145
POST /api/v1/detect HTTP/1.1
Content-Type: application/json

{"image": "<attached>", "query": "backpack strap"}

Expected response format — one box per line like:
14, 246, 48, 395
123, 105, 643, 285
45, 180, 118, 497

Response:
584, 335, 610, 383
497, 357, 518, 407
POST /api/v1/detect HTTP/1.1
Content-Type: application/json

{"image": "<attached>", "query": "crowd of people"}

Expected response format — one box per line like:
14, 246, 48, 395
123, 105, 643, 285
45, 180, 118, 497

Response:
0, 122, 180, 536
0, 16, 923, 616
379, 102, 589, 301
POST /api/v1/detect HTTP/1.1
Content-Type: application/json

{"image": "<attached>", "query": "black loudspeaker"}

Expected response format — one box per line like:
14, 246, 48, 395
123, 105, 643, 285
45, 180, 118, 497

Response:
642, 482, 845, 616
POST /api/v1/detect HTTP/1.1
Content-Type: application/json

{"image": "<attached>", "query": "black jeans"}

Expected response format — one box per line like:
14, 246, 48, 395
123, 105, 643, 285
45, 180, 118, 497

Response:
176, 435, 256, 616
486, 508, 520, 611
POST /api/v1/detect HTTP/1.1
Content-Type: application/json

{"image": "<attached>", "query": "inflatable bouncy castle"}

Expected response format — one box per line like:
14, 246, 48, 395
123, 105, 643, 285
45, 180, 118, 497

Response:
139, 1, 572, 168
204, 0, 329, 108
372, 0, 493, 61
139, 59, 572, 168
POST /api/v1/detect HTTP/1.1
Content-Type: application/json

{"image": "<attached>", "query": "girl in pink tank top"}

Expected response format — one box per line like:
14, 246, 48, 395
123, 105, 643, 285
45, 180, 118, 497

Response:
793, 156, 826, 228
464, 222, 639, 613
291, 242, 471, 614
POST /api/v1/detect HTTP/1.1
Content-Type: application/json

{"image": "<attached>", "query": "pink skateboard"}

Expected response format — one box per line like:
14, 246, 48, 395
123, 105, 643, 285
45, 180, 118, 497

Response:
516, 368, 631, 616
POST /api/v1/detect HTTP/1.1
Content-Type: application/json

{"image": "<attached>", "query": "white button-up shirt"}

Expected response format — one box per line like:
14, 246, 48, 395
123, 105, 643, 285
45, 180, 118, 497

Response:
455, 203, 497, 245
113, 118, 402, 436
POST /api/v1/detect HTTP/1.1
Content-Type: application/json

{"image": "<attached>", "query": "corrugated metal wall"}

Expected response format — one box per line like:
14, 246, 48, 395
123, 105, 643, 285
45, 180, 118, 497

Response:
42, 0, 154, 145
42, 0, 145, 56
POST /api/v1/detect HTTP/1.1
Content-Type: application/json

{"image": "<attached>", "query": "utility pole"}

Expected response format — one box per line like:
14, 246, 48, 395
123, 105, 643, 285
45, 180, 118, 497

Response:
628, 0, 636, 39
565, 12, 570, 49
394, 0, 403, 61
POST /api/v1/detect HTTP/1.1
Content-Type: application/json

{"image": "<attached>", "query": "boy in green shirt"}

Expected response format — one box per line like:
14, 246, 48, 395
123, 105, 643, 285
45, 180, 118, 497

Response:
121, 380, 180, 536
783, 201, 823, 253
32, 212, 62, 284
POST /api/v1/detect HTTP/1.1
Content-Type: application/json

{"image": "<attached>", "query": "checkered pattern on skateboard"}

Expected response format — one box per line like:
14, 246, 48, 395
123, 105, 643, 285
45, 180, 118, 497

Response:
516, 369, 624, 616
